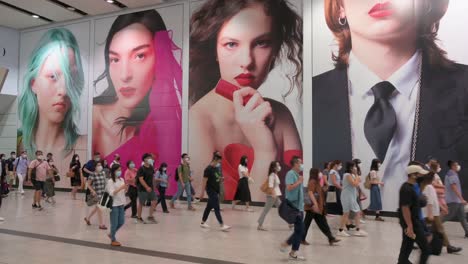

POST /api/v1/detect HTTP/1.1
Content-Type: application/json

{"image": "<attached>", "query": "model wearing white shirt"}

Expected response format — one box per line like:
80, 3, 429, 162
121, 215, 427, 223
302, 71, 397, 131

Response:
232, 157, 253, 212
348, 51, 421, 211
258, 162, 282, 230
107, 168, 127, 246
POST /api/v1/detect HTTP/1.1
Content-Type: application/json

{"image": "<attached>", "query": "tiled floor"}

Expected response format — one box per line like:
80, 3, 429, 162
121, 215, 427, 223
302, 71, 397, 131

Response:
0, 191, 467, 264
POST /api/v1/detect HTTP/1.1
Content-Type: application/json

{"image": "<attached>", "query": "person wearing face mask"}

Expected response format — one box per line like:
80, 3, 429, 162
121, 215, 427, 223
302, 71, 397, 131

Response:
170, 153, 196, 211
44, 155, 58, 204
199, 153, 231, 232
83, 152, 102, 205
327, 160, 343, 215
280, 156, 306, 261
155, 162, 170, 213
367, 159, 384, 221
136, 153, 158, 224
428, 160, 448, 216
257, 161, 282, 231
442, 160, 468, 238
5, 151, 17, 192
27, 150, 50, 210
124, 160, 138, 218
13, 151, 29, 195
397, 164, 431, 264
302, 168, 340, 246
107, 164, 128, 246
84, 161, 107, 230
232, 155, 254, 212
69, 154, 83, 200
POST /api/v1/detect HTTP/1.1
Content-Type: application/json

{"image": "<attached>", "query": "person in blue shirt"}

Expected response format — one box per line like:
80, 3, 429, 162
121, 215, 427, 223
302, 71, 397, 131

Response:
443, 160, 468, 238
280, 156, 306, 261
155, 162, 170, 213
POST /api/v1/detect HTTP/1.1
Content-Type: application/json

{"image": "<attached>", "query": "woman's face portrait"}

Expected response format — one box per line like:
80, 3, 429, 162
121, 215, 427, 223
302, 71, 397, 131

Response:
32, 48, 76, 125
341, 0, 417, 41
108, 22, 156, 109
216, 3, 275, 89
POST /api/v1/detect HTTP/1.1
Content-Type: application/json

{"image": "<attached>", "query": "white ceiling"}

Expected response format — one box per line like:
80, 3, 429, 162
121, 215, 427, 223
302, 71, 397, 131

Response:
0, 0, 172, 29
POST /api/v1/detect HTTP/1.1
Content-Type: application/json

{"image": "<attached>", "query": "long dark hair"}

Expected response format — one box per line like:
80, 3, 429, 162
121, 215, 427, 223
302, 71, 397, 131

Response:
240, 155, 248, 167
189, 0, 303, 105
70, 154, 81, 167
370, 159, 381, 171
309, 168, 320, 182
93, 10, 167, 135
268, 161, 279, 175
344, 161, 355, 174
158, 162, 168, 174
110, 164, 121, 182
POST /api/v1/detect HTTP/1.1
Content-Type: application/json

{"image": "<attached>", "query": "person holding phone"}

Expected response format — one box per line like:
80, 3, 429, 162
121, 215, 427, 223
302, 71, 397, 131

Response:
107, 164, 128, 246
397, 164, 431, 264
189, 0, 303, 202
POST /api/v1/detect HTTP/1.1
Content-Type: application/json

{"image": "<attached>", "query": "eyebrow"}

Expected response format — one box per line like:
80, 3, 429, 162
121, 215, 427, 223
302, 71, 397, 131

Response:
109, 44, 152, 56
219, 33, 273, 43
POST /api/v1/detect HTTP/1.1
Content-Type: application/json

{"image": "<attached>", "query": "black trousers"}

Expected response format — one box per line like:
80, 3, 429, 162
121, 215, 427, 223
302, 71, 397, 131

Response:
202, 189, 223, 224
397, 221, 430, 264
303, 210, 334, 241
124, 186, 138, 217
157, 186, 168, 212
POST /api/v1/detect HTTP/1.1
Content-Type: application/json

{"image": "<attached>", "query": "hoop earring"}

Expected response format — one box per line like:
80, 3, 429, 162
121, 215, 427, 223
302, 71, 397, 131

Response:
338, 17, 347, 26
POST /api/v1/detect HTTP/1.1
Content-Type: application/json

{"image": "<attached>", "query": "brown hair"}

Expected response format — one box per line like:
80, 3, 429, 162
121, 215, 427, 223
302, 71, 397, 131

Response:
324, 0, 453, 69
428, 160, 440, 172
309, 168, 320, 182
189, 0, 302, 106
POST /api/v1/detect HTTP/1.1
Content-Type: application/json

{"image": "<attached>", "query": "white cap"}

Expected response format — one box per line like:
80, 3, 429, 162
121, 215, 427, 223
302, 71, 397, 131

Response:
406, 165, 429, 175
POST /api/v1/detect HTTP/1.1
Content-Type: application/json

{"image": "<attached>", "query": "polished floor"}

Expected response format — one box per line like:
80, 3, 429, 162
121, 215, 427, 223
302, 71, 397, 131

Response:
0, 191, 467, 264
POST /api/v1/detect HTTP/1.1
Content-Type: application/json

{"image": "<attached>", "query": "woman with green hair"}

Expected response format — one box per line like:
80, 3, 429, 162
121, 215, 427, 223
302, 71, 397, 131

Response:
18, 28, 87, 180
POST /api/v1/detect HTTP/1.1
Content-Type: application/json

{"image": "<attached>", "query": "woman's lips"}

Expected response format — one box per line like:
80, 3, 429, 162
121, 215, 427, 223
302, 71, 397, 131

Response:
234, 73, 255, 87
52, 102, 67, 111
368, 2, 394, 18
119, 87, 137, 97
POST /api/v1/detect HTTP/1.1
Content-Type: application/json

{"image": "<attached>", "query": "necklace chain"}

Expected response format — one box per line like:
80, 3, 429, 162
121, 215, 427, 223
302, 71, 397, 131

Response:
347, 58, 422, 161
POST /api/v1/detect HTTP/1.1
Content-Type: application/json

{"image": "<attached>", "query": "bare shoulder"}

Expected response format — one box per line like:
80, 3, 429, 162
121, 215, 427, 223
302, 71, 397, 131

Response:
189, 95, 215, 133
264, 98, 296, 126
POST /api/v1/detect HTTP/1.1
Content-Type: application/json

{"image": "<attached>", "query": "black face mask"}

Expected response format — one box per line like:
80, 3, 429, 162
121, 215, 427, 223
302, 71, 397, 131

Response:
416, 176, 425, 184
116, 157, 120, 161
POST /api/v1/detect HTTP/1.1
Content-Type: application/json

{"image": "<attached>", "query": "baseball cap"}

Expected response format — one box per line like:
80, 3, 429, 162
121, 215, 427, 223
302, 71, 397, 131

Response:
406, 165, 429, 175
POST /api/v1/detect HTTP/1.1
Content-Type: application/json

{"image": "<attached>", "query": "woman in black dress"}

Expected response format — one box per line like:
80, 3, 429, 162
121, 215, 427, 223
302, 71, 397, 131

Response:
232, 155, 253, 212
69, 154, 83, 200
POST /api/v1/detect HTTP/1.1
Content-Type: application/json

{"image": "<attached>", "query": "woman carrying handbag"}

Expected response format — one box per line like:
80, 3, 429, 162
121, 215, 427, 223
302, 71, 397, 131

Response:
257, 161, 282, 231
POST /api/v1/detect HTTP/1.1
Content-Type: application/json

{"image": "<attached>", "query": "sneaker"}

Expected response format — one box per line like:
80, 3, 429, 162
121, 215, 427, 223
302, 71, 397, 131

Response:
32, 204, 38, 209
279, 242, 289, 253
130, 215, 138, 219
111, 241, 122, 247
360, 219, 366, 224
354, 230, 368, 237
220, 225, 231, 232
194, 198, 200, 203
328, 237, 341, 246
346, 224, 356, 230
0, 217, 4, 222
301, 240, 310, 246
337, 230, 350, 237
257, 226, 268, 231
288, 253, 306, 261
447, 245, 462, 254
136, 217, 146, 224
163, 210, 170, 214
200, 223, 210, 229
375, 217, 385, 222
188, 206, 196, 211
147, 217, 158, 224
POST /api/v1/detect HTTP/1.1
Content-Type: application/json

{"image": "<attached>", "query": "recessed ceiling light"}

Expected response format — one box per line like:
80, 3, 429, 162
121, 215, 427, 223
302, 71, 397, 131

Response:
67, 7, 76, 11
106, 0, 114, 3
32, 15, 39, 18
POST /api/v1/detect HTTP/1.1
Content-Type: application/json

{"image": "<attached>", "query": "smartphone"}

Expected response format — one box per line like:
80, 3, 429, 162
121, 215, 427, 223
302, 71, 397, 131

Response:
215, 79, 252, 105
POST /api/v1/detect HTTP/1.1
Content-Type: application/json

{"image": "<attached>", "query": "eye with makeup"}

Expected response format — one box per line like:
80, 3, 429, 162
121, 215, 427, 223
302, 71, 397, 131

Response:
223, 41, 238, 50
47, 72, 60, 82
109, 57, 119, 64
134, 52, 146, 61
254, 39, 272, 48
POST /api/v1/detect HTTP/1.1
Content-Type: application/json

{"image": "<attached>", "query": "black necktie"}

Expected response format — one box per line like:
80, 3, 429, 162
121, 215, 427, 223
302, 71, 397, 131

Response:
364, 81, 397, 161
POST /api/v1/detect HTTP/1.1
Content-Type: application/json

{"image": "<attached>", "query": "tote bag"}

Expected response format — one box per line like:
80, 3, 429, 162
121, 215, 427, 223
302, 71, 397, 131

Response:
98, 191, 113, 212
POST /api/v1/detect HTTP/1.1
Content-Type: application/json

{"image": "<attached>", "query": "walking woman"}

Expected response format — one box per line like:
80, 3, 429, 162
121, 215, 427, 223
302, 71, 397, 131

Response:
302, 168, 340, 246
232, 156, 253, 212
368, 159, 384, 221
69, 154, 83, 200
155, 162, 170, 213
327, 160, 343, 215
337, 162, 367, 237
84, 161, 107, 230
429, 160, 448, 215
421, 172, 462, 254
257, 161, 282, 231
107, 164, 127, 246
124, 160, 138, 218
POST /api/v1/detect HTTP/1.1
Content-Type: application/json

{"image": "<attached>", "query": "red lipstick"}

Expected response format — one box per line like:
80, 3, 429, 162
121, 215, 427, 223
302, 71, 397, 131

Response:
119, 87, 136, 97
368, 1, 393, 18
234, 73, 255, 87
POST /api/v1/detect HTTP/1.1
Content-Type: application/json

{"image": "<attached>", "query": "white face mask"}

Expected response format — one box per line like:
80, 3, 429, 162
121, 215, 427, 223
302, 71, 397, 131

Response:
11, 155, 16, 159
129, 163, 135, 169
96, 166, 103, 172
37, 155, 44, 160
337, 165, 342, 170
277, 166, 282, 172
116, 171, 122, 178
147, 159, 154, 166
162, 167, 167, 172
456, 165, 461, 172
437, 167, 441, 173
22, 154, 27, 158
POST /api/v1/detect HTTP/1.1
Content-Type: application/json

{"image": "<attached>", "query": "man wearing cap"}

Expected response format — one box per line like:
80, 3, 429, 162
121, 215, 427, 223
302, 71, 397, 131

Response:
397, 164, 431, 264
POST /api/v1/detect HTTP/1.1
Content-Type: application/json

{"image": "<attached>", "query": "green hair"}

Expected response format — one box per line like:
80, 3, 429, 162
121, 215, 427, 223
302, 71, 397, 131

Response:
18, 28, 84, 155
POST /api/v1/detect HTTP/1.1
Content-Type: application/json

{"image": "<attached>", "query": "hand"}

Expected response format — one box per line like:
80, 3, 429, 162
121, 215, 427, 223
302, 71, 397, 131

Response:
461, 199, 467, 205
146, 187, 151, 192
312, 205, 320, 213
233, 88, 277, 154
91, 190, 97, 196
440, 206, 449, 216
405, 227, 416, 239
298, 175, 304, 184
427, 216, 434, 223
380, 182, 385, 186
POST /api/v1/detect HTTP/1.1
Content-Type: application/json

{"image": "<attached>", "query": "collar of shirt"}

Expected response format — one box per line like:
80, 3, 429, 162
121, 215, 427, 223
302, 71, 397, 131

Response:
348, 51, 421, 99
